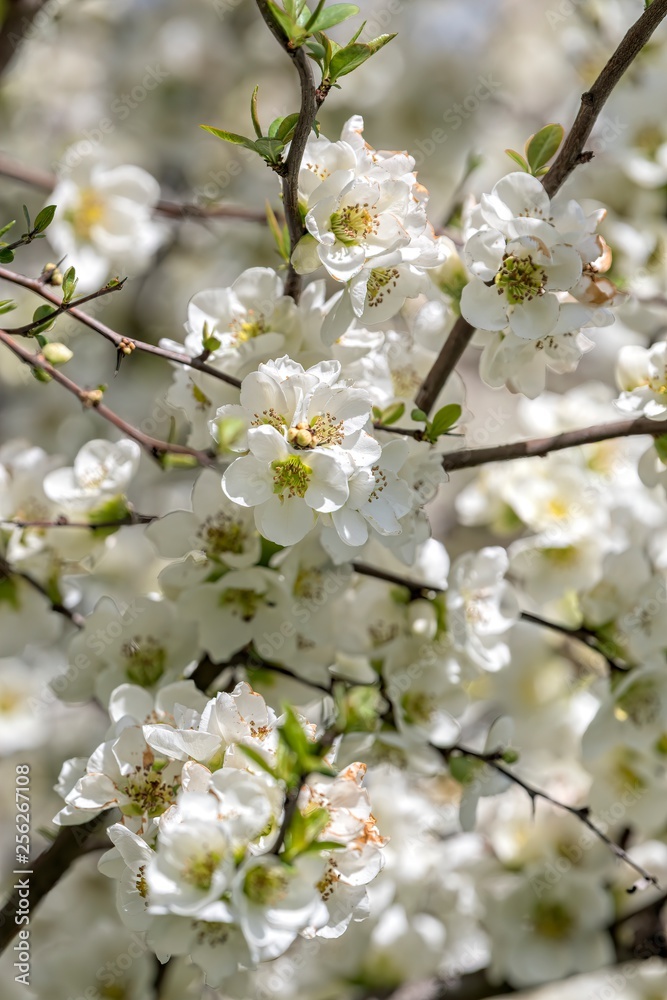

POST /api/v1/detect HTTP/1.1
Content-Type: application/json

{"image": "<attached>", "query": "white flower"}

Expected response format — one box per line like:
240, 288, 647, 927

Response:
98, 823, 155, 931
42, 438, 141, 513
232, 854, 329, 963
146, 791, 235, 915
58, 595, 199, 705
446, 547, 519, 671
145, 468, 261, 571
47, 159, 166, 290
220, 356, 379, 545
54, 726, 183, 834
460, 172, 607, 339
615, 341, 667, 419
147, 913, 251, 987
184, 268, 300, 366
177, 567, 290, 661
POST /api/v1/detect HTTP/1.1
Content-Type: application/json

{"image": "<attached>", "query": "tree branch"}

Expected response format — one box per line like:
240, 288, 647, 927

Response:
0, 266, 242, 390
0, 554, 84, 627
441, 744, 661, 889
542, 0, 667, 197
0, 329, 217, 468
414, 0, 667, 415
255, 0, 320, 302
442, 415, 667, 472
0, 1, 48, 78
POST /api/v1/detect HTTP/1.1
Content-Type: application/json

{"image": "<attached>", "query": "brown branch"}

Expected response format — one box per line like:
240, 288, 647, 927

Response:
0, 152, 272, 226
414, 0, 667, 415
542, 0, 667, 196
0, 329, 217, 468
255, 0, 321, 302
520, 610, 627, 674
441, 744, 661, 890
0, 815, 112, 955
442, 415, 667, 472
2, 512, 155, 530
0, 554, 84, 627
0, 266, 242, 389
0, 1, 48, 78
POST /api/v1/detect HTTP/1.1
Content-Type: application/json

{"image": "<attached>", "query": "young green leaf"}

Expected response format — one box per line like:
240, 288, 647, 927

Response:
308, 3, 359, 32
428, 403, 462, 440
61, 266, 78, 304
266, 201, 290, 262
411, 408, 428, 423
328, 32, 395, 80
525, 123, 564, 175
253, 137, 286, 164
266, 0, 301, 41
276, 112, 301, 142
655, 435, 667, 465
31, 305, 57, 333
505, 148, 530, 172
379, 402, 405, 426
22, 205, 31, 231
0, 220, 15, 239
199, 125, 258, 152
283, 806, 331, 863
0, 248, 14, 263
32, 205, 57, 234
0, 299, 16, 315
250, 85, 263, 139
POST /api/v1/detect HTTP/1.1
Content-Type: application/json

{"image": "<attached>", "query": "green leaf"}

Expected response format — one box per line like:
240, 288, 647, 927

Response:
0, 247, 14, 263
253, 137, 285, 164
203, 336, 221, 353
276, 112, 301, 142
328, 32, 395, 80
283, 806, 330, 862
266, 200, 290, 262
199, 125, 258, 152
32, 205, 56, 234
22, 205, 30, 231
238, 743, 279, 779
0, 299, 16, 315
525, 123, 564, 175
655, 435, 667, 465
379, 402, 405, 426
31, 304, 57, 333
61, 266, 78, 303
308, 3, 359, 32
266, 0, 300, 40
449, 755, 482, 785
428, 403, 462, 439
280, 703, 313, 760
268, 116, 285, 139
0, 220, 15, 239
411, 408, 428, 423
505, 148, 530, 172
250, 85, 262, 139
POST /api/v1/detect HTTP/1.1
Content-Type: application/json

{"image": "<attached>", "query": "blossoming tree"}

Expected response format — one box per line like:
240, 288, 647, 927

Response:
3, 1, 667, 998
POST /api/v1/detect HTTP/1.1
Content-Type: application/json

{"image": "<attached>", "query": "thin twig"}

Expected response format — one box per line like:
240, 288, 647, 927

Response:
0, 329, 217, 468
442, 415, 667, 472
0, 554, 84, 627
441, 744, 661, 889
414, 0, 667, 415
6, 279, 127, 337
2, 512, 155, 530
255, 0, 321, 301
0, 266, 241, 389
0, 151, 272, 226
520, 610, 627, 673
0, 1, 48, 78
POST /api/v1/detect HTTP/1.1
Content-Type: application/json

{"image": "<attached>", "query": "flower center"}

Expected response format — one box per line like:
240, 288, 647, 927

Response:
330, 203, 376, 245
219, 586, 263, 621
367, 267, 400, 307
287, 413, 344, 449
121, 636, 166, 687
532, 900, 574, 940
120, 768, 179, 818
68, 188, 107, 240
243, 863, 289, 905
272, 456, 312, 500
231, 310, 266, 343
183, 850, 224, 891
135, 866, 149, 898
401, 690, 434, 725
495, 254, 546, 305
198, 513, 248, 558
615, 679, 660, 726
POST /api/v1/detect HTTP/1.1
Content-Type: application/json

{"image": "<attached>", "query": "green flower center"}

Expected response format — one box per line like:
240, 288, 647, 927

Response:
287, 413, 344, 449
495, 254, 546, 305
615, 679, 660, 727
219, 587, 262, 621
199, 513, 248, 558
401, 690, 434, 725
272, 455, 312, 500
330, 203, 376, 245
243, 864, 289, 906
183, 851, 223, 891
532, 899, 574, 940
122, 636, 166, 687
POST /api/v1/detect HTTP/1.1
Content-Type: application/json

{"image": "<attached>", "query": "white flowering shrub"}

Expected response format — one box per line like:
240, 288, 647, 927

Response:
4, 2, 667, 999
